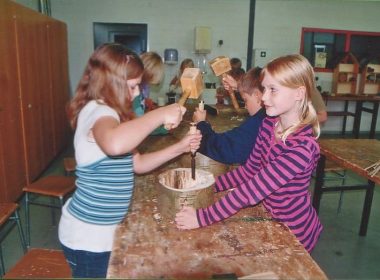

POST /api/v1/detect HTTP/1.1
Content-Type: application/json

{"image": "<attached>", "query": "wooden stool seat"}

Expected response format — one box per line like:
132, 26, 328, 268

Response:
23, 176, 76, 246
23, 176, 75, 198
0, 203, 18, 225
3, 249, 71, 279
64, 157, 76, 175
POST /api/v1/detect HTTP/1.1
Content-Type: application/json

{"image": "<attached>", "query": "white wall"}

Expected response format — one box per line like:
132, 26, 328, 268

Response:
13, 0, 380, 133
48, 0, 250, 101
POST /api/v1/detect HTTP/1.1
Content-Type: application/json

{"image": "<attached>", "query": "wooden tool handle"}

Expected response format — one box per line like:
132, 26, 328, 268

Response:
178, 89, 191, 106
198, 100, 204, 111
189, 122, 197, 180
228, 89, 240, 112
164, 90, 191, 130
189, 122, 197, 154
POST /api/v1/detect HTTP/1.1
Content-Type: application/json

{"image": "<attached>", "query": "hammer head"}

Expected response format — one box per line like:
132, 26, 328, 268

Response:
180, 68, 204, 99
209, 56, 231, 76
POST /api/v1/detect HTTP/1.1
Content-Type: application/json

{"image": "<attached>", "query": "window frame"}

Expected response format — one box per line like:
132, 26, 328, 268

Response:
300, 27, 380, 73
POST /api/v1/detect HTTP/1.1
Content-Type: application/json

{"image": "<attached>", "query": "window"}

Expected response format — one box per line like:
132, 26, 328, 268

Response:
300, 28, 380, 72
93, 23, 147, 54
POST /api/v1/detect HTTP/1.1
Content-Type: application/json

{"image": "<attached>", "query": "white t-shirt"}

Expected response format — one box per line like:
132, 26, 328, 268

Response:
58, 100, 121, 252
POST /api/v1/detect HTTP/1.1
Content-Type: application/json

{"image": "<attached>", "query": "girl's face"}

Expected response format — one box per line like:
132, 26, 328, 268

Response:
241, 89, 262, 116
261, 72, 303, 119
127, 76, 142, 100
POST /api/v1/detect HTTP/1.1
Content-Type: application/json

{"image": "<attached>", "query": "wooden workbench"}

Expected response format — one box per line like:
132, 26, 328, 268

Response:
313, 139, 380, 236
107, 105, 327, 279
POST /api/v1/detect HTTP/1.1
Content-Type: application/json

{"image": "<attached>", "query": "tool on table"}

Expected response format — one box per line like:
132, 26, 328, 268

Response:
164, 68, 204, 130
364, 159, 380, 177
189, 122, 197, 180
208, 56, 240, 113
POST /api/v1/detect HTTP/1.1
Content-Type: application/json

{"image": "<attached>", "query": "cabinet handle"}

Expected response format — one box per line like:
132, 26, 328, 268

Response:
28, 104, 32, 109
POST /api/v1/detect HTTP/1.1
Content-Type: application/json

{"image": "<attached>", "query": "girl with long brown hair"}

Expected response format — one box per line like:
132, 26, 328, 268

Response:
59, 43, 201, 278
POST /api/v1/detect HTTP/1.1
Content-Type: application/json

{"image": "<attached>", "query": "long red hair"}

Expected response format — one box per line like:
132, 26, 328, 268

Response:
67, 43, 144, 129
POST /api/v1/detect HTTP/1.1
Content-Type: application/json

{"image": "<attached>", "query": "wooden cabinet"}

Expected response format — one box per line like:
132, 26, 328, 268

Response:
0, 1, 28, 202
332, 53, 359, 95
0, 1, 71, 202
359, 64, 380, 95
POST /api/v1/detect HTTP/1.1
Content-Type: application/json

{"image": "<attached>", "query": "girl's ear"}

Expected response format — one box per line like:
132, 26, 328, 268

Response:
295, 86, 306, 101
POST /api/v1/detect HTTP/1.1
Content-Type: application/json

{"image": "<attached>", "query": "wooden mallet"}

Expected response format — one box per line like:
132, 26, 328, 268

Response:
178, 67, 204, 106
208, 56, 240, 112
164, 68, 203, 130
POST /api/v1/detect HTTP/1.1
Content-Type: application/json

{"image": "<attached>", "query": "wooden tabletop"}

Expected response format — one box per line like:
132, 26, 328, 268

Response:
107, 105, 327, 279
318, 139, 380, 185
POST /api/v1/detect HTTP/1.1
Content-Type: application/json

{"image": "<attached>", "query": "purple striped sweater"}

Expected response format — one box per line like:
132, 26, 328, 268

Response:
197, 117, 323, 252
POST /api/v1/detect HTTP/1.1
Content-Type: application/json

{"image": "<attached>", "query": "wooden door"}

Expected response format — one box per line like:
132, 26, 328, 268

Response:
14, 5, 55, 182
46, 19, 72, 155
0, 1, 27, 202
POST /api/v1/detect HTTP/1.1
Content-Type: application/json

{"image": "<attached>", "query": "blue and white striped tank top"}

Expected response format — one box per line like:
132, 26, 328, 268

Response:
68, 154, 134, 225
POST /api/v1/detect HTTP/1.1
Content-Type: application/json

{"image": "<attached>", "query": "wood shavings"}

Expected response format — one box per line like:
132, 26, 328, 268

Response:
364, 159, 380, 177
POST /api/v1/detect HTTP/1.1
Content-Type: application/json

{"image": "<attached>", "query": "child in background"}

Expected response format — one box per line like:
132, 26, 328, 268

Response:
176, 54, 322, 253
215, 58, 246, 107
169, 58, 195, 92
193, 67, 266, 164
58, 43, 202, 278
133, 51, 164, 116
134, 51, 168, 135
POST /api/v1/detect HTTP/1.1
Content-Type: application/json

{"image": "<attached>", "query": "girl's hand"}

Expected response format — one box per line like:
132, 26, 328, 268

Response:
222, 74, 238, 91
162, 103, 186, 130
177, 129, 202, 153
192, 108, 207, 123
175, 206, 200, 230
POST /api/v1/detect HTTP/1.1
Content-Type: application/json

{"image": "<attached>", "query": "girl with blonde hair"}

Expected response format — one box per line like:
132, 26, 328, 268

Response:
176, 54, 322, 253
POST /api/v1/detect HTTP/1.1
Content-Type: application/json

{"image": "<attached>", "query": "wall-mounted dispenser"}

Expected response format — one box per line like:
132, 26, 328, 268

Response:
164, 48, 178, 64
195, 27, 211, 54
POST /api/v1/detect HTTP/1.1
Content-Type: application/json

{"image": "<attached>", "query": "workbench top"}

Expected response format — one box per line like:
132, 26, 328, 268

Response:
107, 105, 327, 279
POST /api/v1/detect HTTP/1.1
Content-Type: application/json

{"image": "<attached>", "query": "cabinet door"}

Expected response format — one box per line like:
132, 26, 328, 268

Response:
14, 6, 55, 182
47, 20, 72, 155
0, 1, 27, 202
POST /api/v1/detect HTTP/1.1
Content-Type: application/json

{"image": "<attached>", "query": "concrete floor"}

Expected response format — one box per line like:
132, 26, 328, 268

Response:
1, 145, 380, 279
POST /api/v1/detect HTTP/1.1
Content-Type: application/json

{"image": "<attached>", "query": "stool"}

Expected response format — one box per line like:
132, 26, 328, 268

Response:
0, 203, 27, 276
3, 248, 71, 279
63, 157, 76, 176
23, 176, 76, 247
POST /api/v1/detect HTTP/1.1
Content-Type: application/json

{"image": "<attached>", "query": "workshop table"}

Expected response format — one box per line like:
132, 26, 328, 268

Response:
107, 106, 327, 279
313, 139, 380, 236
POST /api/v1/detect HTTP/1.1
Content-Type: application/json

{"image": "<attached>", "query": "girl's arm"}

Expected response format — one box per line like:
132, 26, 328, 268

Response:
92, 104, 185, 156
133, 130, 202, 174
176, 143, 317, 229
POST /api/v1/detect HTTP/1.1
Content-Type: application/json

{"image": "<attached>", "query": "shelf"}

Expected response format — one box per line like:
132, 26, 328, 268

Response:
359, 64, 380, 95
